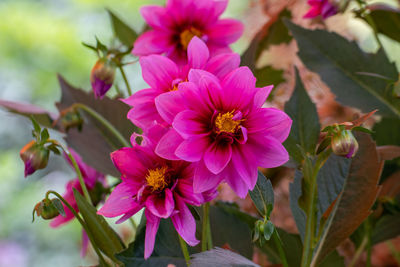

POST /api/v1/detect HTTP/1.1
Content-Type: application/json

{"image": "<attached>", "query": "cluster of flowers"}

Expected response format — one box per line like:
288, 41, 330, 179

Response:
94, 0, 292, 259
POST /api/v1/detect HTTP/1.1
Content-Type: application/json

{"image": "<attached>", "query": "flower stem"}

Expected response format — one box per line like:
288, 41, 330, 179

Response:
46, 191, 109, 267
64, 147, 93, 206
202, 202, 210, 251
301, 149, 331, 267
349, 235, 368, 267
73, 103, 130, 148
178, 235, 191, 266
119, 66, 132, 96
355, 0, 383, 48
272, 229, 289, 267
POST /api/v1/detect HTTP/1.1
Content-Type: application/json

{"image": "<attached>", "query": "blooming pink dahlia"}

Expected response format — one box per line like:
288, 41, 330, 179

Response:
155, 68, 292, 198
304, 0, 338, 19
132, 0, 243, 65
124, 37, 239, 130
98, 124, 215, 259
50, 149, 106, 256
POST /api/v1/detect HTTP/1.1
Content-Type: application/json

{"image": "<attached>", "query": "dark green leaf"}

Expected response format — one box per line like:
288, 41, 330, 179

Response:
40, 128, 49, 142
249, 171, 274, 217
284, 20, 400, 118
254, 65, 285, 88
51, 198, 65, 217
371, 214, 400, 244
373, 118, 400, 146
209, 204, 254, 259
284, 67, 320, 164
56, 75, 138, 177
311, 133, 381, 266
190, 247, 259, 267
367, 4, 400, 42
107, 9, 138, 48
116, 216, 187, 267
0, 100, 55, 128
188, 205, 201, 221
73, 189, 124, 262
289, 170, 307, 240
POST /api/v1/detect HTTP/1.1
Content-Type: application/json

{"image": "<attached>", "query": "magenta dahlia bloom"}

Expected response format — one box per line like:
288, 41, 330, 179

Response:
124, 37, 240, 130
98, 124, 215, 259
50, 149, 106, 256
132, 0, 243, 65
304, 0, 338, 19
155, 68, 292, 198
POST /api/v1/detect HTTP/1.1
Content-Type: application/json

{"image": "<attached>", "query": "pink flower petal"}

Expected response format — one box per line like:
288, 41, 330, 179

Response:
176, 177, 204, 205
206, 18, 244, 45
193, 160, 224, 193
155, 91, 185, 125
97, 183, 141, 217
81, 230, 89, 258
175, 135, 210, 162
122, 88, 160, 107
116, 206, 143, 224
146, 188, 175, 218
205, 52, 240, 80
126, 100, 161, 129
155, 128, 183, 160
253, 85, 274, 107
172, 110, 208, 138
224, 164, 250, 198
111, 148, 148, 179
221, 67, 257, 111
171, 195, 200, 246
140, 55, 179, 91
178, 82, 213, 114
246, 134, 289, 168
204, 142, 232, 174
132, 30, 173, 56
144, 209, 161, 259
140, 5, 174, 30
304, 6, 322, 18
231, 146, 258, 190
187, 37, 209, 69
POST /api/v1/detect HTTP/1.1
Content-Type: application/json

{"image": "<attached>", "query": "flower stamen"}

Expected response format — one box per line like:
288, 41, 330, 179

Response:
215, 111, 243, 134
180, 27, 203, 50
146, 166, 168, 191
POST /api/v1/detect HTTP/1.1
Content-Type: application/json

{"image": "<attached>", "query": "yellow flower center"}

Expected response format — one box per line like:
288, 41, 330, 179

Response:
215, 111, 243, 134
170, 84, 179, 91
145, 166, 168, 191
179, 27, 203, 50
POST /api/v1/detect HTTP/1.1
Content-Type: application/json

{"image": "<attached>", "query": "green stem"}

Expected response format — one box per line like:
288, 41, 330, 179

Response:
129, 217, 137, 231
114, 84, 122, 97
65, 147, 93, 206
206, 213, 213, 250
73, 103, 130, 147
202, 202, 210, 251
349, 235, 368, 267
46, 191, 109, 267
273, 230, 289, 267
301, 149, 332, 267
178, 235, 191, 266
119, 66, 132, 96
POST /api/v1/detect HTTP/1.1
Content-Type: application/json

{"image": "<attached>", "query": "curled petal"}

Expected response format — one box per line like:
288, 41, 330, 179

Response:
145, 188, 175, 218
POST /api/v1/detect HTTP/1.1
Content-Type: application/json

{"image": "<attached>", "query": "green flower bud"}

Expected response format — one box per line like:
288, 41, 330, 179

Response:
331, 130, 359, 158
20, 141, 50, 177
34, 198, 61, 220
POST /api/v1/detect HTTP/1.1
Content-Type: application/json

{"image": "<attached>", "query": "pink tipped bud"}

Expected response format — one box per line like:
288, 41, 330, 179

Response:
90, 58, 115, 99
20, 140, 50, 177
331, 130, 359, 158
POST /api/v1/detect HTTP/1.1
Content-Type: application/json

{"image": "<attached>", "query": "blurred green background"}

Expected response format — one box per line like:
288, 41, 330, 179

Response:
0, 0, 248, 266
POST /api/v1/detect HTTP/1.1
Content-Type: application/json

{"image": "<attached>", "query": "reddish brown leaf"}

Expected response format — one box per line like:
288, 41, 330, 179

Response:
311, 133, 382, 266
376, 145, 400, 161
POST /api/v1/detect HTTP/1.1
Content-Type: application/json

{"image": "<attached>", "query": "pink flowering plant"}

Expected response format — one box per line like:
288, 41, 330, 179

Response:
2, 0, 400, 266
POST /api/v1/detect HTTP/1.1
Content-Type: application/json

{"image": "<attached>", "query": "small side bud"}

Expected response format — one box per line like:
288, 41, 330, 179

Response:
90, 58, 115, 99
33, 198, 60, 220
331, 130, 359, 158
20, 141, 50, 177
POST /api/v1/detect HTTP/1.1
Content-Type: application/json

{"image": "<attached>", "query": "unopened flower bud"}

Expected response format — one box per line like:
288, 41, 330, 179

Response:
34, 198, 60, 220
90, 58, 115, 99
331, 130, 359, 158
60, 107, 83, 132
20, 141, 50, 177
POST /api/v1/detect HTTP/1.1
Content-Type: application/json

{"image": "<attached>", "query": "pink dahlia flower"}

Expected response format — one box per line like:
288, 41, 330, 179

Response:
132, 0, 243, 65
124, 37, 240, 130
98, 124, 215, 259
304, 0, 338, 19
50, 149, 106, 256
156, 68, 292, 198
